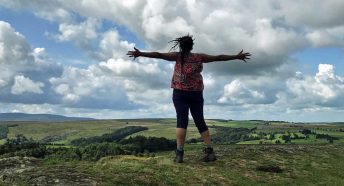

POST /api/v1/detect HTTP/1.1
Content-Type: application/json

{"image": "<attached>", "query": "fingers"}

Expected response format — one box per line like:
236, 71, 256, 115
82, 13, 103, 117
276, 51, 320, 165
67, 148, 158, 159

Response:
134, 47, 138, 51
238, 50, 251, 63
126, 51, 135, 58
126, 50, 138, 59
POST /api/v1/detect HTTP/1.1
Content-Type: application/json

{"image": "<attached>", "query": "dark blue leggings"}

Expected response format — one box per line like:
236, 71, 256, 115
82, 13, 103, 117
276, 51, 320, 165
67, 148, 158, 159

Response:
172, 89, 208, 134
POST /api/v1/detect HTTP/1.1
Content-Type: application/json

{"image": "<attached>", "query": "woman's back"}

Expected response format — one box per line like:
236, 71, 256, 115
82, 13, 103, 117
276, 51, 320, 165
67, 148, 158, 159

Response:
171, 53, 204, 91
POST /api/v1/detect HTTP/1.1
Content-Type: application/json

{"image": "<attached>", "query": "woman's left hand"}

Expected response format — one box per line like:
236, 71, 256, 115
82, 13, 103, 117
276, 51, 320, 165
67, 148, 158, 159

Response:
126, 47, 141, 60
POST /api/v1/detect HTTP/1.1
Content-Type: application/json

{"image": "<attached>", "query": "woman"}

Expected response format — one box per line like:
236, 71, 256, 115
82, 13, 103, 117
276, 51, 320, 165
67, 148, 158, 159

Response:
127, 35, 251, 163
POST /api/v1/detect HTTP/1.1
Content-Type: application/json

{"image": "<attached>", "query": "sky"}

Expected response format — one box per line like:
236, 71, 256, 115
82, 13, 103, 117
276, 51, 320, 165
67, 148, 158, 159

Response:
0, 0, 344, 122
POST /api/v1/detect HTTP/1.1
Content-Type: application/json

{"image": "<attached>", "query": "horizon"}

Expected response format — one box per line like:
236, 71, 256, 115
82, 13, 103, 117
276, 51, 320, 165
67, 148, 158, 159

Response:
1, 1, 344, 122
1, 112, 344, 123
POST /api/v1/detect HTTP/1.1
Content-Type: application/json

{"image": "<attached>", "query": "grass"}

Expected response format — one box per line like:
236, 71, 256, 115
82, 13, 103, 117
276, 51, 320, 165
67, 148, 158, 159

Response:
207, 120, 264, 129
126, 123, 216, 140
5, 120, 144, 144
30, 144, 344, 185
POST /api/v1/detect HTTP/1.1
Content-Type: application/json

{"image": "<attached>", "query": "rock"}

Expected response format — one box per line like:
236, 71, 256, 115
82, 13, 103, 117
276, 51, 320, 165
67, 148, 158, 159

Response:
0, 156, 97, 185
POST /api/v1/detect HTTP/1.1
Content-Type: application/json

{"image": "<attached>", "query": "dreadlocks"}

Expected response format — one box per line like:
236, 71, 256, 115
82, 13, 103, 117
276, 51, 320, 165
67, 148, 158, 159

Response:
169, 34, 194, 67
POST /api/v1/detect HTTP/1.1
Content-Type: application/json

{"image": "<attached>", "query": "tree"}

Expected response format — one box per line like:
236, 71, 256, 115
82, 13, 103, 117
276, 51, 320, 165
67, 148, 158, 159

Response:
301, 129, 312, 135
282, 135, 291, 143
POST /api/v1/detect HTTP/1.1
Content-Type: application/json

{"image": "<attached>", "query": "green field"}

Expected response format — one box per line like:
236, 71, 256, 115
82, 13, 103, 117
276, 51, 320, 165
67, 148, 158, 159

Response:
4, 120, 151, 144
1, 119, 222, 144
2, 119, 344, 145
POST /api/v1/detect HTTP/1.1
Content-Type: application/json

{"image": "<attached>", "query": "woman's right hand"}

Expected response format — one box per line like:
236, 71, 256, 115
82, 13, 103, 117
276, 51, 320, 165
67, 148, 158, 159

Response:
237, 50, 251, 63
127, 47, 141, 60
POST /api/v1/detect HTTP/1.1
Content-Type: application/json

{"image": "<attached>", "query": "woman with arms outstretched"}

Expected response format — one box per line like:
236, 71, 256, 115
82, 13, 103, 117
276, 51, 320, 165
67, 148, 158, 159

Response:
127, 35, 251, 163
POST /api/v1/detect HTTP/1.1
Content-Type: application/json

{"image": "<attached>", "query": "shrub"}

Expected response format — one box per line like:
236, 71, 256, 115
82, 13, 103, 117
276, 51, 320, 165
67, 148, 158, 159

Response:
0, 125, 9, 140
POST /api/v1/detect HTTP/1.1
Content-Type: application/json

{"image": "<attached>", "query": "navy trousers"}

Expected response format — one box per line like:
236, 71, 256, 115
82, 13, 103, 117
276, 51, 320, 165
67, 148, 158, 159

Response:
172, 89, 208, 133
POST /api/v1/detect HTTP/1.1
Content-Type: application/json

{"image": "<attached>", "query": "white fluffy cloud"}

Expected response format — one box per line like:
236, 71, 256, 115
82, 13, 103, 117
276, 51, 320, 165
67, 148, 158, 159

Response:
53, 18, 101, 56
49, 65, 138, 109
98, 30, 135, 60
283, 64, 344, 108
11, 75, 44, 95
0, 21, 32, 65
218, 79, 268, 105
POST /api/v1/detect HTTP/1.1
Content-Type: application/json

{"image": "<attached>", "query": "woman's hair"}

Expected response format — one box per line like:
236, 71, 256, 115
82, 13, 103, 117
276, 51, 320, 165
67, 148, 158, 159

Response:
169, 34, 194, 65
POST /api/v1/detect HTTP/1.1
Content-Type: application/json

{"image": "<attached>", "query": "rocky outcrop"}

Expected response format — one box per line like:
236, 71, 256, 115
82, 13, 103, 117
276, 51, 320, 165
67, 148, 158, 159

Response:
0, 157, 97, 186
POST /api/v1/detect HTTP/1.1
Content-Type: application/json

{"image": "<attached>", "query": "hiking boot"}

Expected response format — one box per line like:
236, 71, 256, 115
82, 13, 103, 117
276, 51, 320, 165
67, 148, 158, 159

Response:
202, 147, 217, 162
174, 149, 184, 163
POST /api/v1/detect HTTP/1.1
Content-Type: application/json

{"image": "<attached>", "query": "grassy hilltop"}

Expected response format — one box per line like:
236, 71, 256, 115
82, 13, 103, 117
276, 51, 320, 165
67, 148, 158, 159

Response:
1, 119, 344, 185
1, 144, 344, 185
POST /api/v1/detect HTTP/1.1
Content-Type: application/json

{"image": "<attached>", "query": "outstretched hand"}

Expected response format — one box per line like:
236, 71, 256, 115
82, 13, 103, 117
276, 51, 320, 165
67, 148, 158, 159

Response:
126, 47, 141, 60
237, 50, 251, 63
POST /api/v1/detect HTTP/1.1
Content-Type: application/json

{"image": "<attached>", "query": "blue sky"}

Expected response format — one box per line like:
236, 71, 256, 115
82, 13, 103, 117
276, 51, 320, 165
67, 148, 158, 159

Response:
293, 47, 344, 75
0, 1, 344, 121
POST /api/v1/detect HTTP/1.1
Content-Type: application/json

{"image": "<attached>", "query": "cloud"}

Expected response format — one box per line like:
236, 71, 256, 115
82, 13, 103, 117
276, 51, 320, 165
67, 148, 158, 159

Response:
98, 58, 173, 105
11, 75, 44, 95
49, 65, 140, 110
0, 21, 63, 105
279, 0, 344, 29
218, 79, 274, 105
0, 21, 32, 65
53, 17, 101, 56
98, 29, 135, 60
306, 26, 344, 48
282, 64, 344, 108
0, 19, 171, 111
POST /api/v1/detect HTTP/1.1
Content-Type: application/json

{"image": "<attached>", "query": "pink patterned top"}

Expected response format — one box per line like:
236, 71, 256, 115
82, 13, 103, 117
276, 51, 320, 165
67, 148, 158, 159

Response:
171, 53, 204, 91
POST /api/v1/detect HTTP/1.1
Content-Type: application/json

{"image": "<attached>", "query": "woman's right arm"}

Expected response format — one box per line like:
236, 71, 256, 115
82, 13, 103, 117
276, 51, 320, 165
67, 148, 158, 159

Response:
127, 47, 177, 61
201, 50, 251, 63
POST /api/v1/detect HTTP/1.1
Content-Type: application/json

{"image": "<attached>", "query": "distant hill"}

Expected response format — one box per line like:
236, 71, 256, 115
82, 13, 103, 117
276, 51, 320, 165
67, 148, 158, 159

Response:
0, 113, 95, 122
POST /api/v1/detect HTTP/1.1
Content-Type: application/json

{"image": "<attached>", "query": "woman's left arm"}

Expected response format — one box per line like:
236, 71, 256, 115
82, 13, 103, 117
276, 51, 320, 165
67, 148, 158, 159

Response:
200, 50, 251, 63
127, 47, 177, 61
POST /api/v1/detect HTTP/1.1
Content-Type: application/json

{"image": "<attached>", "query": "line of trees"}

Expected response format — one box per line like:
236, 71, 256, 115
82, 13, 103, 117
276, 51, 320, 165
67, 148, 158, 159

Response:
47, 136, 175, 161
0, 134, 176, 161
0, 134, 45, 158
70, 126, 148, 146
315, 133, 338, 143
210, 126, 253, 144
